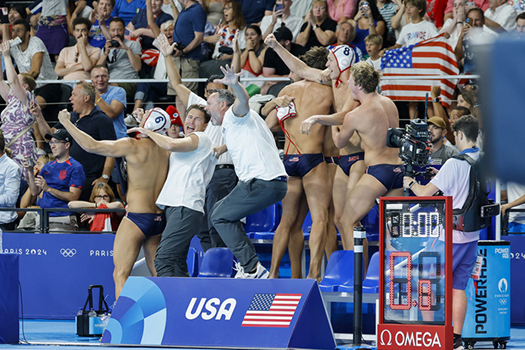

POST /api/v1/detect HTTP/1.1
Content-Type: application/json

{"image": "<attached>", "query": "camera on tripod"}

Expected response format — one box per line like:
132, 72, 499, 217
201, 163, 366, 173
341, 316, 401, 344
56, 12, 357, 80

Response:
386, 119, 431, 174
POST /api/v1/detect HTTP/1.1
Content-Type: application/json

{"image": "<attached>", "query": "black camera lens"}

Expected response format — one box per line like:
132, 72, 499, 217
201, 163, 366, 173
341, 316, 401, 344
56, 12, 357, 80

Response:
110, 40, 120, 47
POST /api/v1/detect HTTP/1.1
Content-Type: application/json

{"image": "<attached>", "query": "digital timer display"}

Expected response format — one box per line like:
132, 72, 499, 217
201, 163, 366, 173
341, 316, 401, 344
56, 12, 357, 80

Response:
382, 201, 448, 324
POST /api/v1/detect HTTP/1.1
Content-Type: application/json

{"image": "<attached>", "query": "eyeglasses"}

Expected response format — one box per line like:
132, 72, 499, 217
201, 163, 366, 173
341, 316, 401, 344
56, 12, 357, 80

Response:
95, 195, 110, 200
49, 140, 66, 145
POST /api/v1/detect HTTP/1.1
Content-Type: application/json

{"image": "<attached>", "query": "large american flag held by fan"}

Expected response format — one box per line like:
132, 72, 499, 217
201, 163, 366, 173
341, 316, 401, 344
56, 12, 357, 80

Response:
380, 34, 459, 108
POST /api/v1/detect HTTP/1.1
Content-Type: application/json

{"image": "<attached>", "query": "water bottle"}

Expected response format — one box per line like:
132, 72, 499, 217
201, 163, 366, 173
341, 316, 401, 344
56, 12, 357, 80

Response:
88, 308, 97, 317
76, 307, 83, 316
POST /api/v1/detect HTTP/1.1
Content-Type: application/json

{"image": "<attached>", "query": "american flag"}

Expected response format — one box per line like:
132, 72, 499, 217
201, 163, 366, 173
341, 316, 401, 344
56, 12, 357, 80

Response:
241, 293, 302, 328
380, 34, 459, 108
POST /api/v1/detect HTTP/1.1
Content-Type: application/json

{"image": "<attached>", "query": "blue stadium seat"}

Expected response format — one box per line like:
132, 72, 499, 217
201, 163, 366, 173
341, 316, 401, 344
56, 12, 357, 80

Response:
187, 247, 199, 277
197, 248, 234, 278
362, 205, 379, 242
362, 252, 380, 293
319, 250, 361, 292
245, 202, 282, 240
335, 252, 365, 293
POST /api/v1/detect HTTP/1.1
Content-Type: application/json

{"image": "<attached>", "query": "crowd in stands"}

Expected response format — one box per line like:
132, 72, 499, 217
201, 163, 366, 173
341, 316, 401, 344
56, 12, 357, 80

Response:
0, 0, 524, 294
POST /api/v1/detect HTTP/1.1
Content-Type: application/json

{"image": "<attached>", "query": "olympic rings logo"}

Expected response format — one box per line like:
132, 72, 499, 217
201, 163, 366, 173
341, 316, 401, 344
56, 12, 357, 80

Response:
60, 248, 77, 257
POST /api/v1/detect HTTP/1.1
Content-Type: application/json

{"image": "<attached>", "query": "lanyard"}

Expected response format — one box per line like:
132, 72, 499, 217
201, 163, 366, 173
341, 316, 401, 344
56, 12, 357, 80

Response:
459, 146, 479, 155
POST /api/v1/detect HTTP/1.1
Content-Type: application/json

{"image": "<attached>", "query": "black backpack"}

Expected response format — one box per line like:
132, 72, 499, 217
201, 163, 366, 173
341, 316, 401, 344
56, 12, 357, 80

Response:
451, 153, 496, 232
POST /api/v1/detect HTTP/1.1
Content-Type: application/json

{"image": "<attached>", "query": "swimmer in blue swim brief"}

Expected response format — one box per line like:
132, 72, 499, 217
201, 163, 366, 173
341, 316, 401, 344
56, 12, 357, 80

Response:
283, 153, 325, 177
366, 164, 405, 191
338, 152, 365, 176
125, 212, 166, 237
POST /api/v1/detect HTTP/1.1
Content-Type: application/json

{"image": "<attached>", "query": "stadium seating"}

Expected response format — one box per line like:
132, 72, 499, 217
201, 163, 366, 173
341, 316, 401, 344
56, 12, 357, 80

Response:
197, 248, 234, 278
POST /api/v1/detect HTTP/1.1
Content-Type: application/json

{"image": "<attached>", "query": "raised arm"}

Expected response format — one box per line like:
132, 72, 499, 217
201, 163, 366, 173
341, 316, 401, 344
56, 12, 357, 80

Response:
129, 127, 200, 152
215, 65, 250, 117
264, 34, 324, 83
2, 41, 28, 105
146, 0, 161, 38
158, 33, 192, 106
57, 109, 134, 158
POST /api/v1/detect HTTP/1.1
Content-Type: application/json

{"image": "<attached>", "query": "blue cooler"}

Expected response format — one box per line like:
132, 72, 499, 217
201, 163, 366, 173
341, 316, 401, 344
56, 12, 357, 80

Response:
462, 240, 510, 349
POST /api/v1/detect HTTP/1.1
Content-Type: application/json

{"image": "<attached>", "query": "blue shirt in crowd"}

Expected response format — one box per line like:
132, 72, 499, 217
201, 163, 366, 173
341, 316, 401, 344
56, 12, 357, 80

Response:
236, 0, 275, 25
111, 0, 146, 25
173, 2, 206, 60
98, 86, 128, 139
131, 10, 173, 50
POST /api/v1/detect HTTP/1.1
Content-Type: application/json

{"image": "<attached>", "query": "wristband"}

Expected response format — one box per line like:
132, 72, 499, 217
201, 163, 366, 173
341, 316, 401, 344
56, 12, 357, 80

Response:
408, 180, 416, 189
248, 49, 255, 52
95, 97, 102, 106
313, 24, 318, 30
433, 97, 440, 103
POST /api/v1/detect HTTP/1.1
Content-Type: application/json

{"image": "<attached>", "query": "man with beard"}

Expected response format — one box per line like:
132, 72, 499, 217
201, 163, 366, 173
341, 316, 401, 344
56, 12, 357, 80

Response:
427, 116, 458, 165
96, 17, 142, 101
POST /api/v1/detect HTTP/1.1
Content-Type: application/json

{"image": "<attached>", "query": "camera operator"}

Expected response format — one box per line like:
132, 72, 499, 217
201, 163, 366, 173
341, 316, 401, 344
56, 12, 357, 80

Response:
97, 17, 142, 102
403, 115, 481, 350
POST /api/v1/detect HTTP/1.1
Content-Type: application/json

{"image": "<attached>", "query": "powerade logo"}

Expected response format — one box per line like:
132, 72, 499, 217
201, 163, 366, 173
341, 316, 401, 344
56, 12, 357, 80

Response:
379, 329, 442, 347
495, 247, 510, 259
475, 248, 488, 334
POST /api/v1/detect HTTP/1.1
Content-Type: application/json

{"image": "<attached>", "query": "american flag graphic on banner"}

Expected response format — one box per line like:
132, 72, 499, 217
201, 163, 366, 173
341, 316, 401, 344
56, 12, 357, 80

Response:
241, 293, 302, 328
380, 34, 459, 108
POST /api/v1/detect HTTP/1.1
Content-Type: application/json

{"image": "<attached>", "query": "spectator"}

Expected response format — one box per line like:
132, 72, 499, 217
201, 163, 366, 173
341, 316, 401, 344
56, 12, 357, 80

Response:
365, 33, 382, 70
455, 8, 496, 74
260, 0, 302, 41
166, 106, 185, 138
55, 17, 101, 82
484, 0, 518, 32
133, 21, 174, 111
391, 0, 410, 41
440, 0, 467, 50
0, 4, 28, 42
0, 130, 21, 231
111, 0, 146, 25
297, 0, 337, 51
502, 182, 525, 233
10, 19, 61, 122
376, 0, 398, 46
25, 129, 86, 232
34, 0, 69, 59
232, 24, 267, 95
203, 0, 225, 27
167, 0, 206, 96
327, 22, 364, 61
450, 106, 470, 123
518, 12, 525, 33
200, 0, 246, 77
0, 40, 38, 181
427, 116, 459, 165
91, 65, 127, 139
89, 0, 114, 49
127, 0, 173, 51
444, 0, 489, 22
97, 17, 142, 101
351, 0, 387, 57
68, 182, 124, 233
261, 25, 304, 94
236, 0, 275, 26
68, 0, 95, 34
327, 0, 356, 23
33, 82, 117, 201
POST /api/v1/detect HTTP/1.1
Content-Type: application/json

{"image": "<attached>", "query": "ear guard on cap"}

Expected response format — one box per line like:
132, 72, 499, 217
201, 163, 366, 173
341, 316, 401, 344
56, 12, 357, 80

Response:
142, 107, 171, 134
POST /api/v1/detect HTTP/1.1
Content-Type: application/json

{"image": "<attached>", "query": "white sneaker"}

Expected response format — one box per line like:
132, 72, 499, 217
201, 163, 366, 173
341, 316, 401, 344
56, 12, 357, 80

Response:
234, 262, 269, 279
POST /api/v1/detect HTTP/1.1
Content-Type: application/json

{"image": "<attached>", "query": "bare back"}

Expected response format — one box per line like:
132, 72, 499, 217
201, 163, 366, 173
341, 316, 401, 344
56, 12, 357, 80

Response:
281, 81, 333, 154
347, 93, 402, 166
119, 138, 169, 213
332, 81, 363, 155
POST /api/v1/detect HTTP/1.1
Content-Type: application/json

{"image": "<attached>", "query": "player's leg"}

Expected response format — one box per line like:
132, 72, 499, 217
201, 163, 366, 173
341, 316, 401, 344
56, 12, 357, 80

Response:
269, 176, 304, 278
112, 217, 146, 299
324, 163, 338, 259
332, 167, 349, 248
303, 162, 332, 281
143, 234, 162, 276
288, 196, 309, 278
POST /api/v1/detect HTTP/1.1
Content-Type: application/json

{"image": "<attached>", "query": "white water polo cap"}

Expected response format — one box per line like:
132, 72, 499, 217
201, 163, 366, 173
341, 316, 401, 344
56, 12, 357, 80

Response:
142, 107, 171, 133
329, 45, 357, 87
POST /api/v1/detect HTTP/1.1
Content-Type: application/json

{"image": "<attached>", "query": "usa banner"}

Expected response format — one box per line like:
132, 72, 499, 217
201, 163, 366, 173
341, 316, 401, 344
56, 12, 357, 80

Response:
380, 34, 459, 108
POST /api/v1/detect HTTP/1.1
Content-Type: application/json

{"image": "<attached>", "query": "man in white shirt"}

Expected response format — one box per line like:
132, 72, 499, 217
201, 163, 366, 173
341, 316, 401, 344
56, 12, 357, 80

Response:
484, 0, 518, 32
131, 105, 216, 277
207, 65, 288, 279
403, 115, 482, 350
260, 0, 303, 41
0, 131, 21, 231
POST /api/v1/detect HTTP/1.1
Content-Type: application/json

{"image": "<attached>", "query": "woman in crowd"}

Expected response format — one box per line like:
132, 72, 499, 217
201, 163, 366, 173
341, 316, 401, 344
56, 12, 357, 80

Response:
233, 24, 267, 95
0, 41, 39, 181
0, 4, 28, 41
200, 0, 246, 76
327, 0, 356, 23
68, 182, 124, 233
391, 0, 410, 41
127, 0, 173, 51
297, 0, 337, 50
350, 0, 387, 55
35, 0, 70, 60
203, 0, 226, 26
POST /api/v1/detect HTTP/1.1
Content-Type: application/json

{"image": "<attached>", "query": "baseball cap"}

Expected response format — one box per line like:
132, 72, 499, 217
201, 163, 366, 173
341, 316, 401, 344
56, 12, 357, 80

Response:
427, 117, 446, 130
273, 25, 293, 42
45, 129, 71, 143
166, 105, 184, 132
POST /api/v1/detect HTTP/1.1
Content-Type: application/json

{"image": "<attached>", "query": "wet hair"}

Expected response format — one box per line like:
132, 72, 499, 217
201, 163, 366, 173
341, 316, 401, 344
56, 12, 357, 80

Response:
77, 82, 96, 103
365, 34, 383, 46
13, 19, 30, 33
20, 73, 36, 92
405, 0, 427, 16
299, 47, 328, 69
452, 115, 479, 142
215, 89, 235, 107
89, 182, 116, 203
109, 17, 125, 28
205, 74, 225, 89
73, 17, 93, 31
350, 61, 380, 94
186, 104, 211, 123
